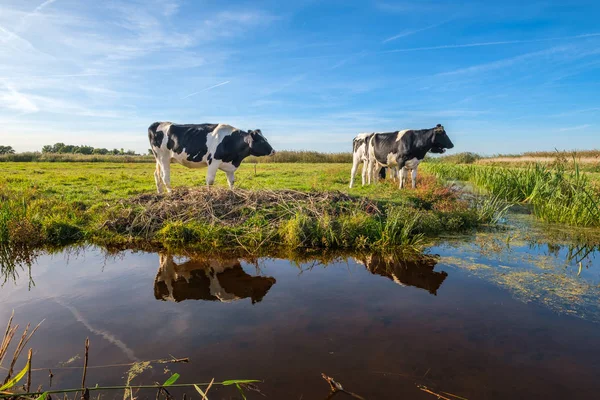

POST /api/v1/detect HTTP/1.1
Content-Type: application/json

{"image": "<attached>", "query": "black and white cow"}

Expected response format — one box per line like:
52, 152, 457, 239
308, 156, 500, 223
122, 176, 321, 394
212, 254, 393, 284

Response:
349, 133, 390, 188
367, 124, 454, 188
148, 122, 275, 193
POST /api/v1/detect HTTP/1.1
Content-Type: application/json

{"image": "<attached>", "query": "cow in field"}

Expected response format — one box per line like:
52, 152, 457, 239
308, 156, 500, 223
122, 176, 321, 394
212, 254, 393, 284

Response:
349, 133, 391, 188
148, 122, 275, 193
367, 124, 454, 188
155, 254, 276, 304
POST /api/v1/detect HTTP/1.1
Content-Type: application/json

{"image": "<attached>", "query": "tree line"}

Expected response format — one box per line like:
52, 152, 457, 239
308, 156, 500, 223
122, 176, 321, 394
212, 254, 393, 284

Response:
41, 143, 140, 155
0, 146, 15, 155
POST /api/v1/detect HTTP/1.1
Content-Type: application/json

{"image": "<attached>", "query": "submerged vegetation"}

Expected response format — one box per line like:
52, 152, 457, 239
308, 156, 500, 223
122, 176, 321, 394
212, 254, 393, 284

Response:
423, 161, 600, 227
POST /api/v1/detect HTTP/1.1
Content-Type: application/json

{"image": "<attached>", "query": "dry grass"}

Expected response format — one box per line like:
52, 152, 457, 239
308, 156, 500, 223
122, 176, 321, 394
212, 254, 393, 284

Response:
104, 187, 375, 238
478, 156, 600, 165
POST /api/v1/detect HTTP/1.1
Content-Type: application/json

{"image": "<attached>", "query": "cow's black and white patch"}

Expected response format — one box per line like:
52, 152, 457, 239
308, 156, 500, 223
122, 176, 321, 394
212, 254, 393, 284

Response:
366, 124, 454, 189
148, 122, 275, 193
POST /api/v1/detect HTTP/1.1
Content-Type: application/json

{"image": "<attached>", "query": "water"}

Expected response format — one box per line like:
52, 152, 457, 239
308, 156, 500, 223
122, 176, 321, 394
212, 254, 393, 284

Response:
2, 219, 600, 399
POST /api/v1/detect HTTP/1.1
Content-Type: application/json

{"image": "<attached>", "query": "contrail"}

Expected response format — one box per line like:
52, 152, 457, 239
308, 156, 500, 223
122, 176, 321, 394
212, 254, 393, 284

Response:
382, 21, 447, 44
54, 298, 138, 362
383, 32, 600, 53
33, 0, 58, 14
182, 80, 230, 99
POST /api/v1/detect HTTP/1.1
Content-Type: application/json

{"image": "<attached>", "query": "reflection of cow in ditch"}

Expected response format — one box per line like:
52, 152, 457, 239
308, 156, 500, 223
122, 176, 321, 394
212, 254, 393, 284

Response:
154, 254, 276, 304
355, 254, 447, 295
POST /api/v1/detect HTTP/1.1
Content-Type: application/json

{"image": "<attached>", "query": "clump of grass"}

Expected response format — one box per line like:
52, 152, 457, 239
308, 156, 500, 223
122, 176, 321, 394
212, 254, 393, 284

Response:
98, 187, 482, 252
474, 195, 513, 224
42, 218, 83, 246
423, 161, 600, 226
377, 207, 425, 248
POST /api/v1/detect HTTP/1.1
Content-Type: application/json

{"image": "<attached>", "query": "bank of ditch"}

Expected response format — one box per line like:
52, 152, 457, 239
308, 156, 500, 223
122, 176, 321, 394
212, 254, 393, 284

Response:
0, 173, 505, 255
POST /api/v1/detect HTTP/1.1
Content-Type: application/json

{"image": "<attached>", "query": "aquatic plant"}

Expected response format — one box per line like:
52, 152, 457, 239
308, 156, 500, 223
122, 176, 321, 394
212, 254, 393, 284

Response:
423, 161, 600, 227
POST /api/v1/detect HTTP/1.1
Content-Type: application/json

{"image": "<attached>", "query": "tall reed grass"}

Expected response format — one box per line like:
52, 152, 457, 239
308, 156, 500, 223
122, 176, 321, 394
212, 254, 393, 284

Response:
423, 162, 600, 227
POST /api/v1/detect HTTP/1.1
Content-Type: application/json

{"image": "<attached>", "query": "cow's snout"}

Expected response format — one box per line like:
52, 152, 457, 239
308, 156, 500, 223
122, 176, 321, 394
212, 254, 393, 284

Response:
270, 149, 276, 156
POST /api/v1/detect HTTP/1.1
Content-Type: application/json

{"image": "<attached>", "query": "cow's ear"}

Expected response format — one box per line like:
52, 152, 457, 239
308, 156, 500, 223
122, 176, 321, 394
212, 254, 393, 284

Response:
245, 131, 254, 145
436, 124, 442, 127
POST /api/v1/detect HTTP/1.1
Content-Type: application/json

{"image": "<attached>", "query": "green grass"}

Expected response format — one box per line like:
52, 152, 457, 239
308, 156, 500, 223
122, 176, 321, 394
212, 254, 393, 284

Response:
0, 162, 498, 254
423, 162, 600, 227
0, 150, 354, 163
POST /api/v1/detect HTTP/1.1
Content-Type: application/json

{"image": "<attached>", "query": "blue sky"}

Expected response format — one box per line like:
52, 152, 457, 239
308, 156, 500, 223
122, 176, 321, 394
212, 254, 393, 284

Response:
1, 0, 599, 154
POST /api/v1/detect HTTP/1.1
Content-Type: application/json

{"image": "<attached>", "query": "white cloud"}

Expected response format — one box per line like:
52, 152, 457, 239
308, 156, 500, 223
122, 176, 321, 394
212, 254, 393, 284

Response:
558, 124, 591, 132
0, 84, 39, 113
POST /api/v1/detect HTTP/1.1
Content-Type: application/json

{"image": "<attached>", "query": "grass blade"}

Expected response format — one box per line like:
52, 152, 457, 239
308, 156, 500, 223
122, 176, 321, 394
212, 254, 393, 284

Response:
221, 379, 260, 386
162, 373, 180, 387
0, 361, 30, 391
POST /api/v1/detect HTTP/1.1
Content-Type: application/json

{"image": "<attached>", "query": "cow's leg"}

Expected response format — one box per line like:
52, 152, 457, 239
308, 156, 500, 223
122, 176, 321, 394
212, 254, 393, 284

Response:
154, 161, 164, 193
225, 170, 236, 189
369, 161, 381, 185
397, 157, 407, 189
411, 166, 418, 189
349, 155, 360, 188
159, 158, 172, 193
367, 159, 374, 184
390, 166, 398, 183
206, 161, 220, 186
399, 167, 407, 189
361, 160, 368, 186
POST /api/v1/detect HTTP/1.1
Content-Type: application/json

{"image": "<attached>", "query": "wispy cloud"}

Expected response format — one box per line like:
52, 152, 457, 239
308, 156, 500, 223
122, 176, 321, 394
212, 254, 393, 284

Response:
382, 21, 447, 43
436, 46, 569, 76
32, 0, 58, 14
0, 84, 39, 114
558, 124, 591, 131
182, 81, 231, 99
384, 32, 600, 53
551, 108, 600, 118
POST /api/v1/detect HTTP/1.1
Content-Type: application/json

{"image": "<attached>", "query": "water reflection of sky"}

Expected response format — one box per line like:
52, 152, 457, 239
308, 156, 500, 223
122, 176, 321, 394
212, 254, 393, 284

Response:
1, 238, 600, 399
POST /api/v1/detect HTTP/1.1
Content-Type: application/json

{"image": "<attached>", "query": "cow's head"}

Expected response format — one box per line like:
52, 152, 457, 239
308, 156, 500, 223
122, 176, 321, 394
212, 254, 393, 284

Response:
431, 124, 454, 153
246, 129, 276, 156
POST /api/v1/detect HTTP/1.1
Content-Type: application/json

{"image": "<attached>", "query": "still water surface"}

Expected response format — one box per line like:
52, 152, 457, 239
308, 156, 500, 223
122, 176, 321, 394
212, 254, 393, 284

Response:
1, 222, 600, 399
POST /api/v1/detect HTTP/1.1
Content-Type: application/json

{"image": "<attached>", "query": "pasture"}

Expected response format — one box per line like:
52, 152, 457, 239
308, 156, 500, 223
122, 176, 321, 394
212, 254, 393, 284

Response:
0, 162, 494, 253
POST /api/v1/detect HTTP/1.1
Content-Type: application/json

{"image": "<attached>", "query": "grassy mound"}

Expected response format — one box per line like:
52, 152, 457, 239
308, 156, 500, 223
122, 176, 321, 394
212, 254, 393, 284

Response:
96, 186, 488, 252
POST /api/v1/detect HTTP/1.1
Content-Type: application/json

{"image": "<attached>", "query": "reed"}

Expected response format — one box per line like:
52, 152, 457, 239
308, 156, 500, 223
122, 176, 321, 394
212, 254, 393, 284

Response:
423, 161, 600, 227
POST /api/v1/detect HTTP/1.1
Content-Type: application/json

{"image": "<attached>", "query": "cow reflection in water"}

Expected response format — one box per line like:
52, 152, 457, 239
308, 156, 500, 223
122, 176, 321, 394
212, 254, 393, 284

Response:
154, 254, 276, 303
355, 254, 447, 295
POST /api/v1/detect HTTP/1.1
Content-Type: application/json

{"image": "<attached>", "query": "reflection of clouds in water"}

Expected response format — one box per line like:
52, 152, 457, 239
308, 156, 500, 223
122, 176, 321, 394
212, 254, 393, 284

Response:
53, 298, 138, 362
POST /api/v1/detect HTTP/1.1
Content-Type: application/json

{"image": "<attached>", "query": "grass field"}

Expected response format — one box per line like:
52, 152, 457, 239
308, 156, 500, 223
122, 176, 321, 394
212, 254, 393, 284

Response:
0, 162, 498, 255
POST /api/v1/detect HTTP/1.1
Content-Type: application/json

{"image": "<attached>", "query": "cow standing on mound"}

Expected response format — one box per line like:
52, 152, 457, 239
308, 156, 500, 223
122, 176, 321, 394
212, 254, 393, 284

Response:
148, 122, 275, 193
367, 124, 454, 189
